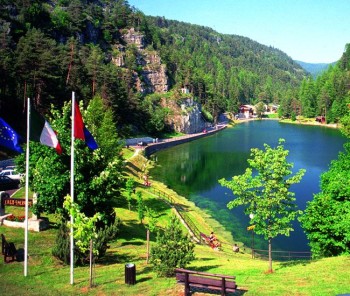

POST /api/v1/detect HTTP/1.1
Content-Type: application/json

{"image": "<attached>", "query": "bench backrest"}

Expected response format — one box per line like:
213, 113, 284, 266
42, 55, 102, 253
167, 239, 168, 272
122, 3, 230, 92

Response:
176, 273, 236, 289
1, 234, 16, 256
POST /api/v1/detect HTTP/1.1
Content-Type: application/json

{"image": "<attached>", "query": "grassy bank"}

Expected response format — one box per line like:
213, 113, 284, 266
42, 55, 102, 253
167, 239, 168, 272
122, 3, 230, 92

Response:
1, 149, 349, 295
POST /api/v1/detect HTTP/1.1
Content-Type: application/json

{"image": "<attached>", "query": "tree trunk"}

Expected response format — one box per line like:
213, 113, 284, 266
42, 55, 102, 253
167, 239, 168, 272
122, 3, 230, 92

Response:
268, 237, 273, 273
146, 229, 150, 264
89, 239, 93, 288
66, 42, 74, 85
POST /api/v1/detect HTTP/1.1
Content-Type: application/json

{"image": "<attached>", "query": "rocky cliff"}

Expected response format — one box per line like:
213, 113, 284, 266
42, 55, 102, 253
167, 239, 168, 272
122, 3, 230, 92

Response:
161, 98, 206, 134
113, 28, 168, 94
114, 28, 205, 134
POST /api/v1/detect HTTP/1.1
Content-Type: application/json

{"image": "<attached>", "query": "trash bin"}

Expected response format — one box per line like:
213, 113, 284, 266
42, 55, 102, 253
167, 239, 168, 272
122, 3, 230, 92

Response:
125, 263, 136, 285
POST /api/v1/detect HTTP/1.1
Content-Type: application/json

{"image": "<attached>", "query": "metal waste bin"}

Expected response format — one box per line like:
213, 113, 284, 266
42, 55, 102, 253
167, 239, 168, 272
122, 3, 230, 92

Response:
125, 263, 136, 285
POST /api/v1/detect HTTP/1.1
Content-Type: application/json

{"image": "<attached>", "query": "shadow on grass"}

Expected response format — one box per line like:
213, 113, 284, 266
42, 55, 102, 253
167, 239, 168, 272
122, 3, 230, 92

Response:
16, 248, 25, 262
119, 221, 147, 240
102, 252, 134, 265
189, 286, 248, 295
192, 265, 224, 272
192, 257, 215, 262
276, 259, 313, 270
144, 198, 169, 216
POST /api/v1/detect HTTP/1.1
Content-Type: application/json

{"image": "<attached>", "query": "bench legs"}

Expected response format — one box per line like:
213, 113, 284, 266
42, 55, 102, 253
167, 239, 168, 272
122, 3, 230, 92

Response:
184, 272, 190, 296
4, 253, 16, 263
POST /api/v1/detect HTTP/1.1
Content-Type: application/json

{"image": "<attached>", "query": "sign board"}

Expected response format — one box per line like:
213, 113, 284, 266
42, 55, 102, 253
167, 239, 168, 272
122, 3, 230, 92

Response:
247, 225, 255, 231
3, 198, 33, 207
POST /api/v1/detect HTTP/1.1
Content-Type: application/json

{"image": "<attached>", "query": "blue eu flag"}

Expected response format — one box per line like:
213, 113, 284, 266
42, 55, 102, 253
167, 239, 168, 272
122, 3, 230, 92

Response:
0, 117, 24, 153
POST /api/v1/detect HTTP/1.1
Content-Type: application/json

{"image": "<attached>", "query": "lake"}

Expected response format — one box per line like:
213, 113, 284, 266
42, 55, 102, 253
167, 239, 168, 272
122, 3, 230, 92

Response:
150, 120, 348, 252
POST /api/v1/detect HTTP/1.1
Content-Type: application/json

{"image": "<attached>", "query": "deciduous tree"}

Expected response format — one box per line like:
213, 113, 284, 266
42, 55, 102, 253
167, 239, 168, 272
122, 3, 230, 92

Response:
219, 139, 305, 272
300, 143, 350, 257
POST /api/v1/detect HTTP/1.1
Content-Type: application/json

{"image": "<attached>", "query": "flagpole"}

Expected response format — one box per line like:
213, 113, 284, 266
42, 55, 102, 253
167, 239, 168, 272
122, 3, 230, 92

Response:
24, 97, 30, 276
70, 91, 75, 285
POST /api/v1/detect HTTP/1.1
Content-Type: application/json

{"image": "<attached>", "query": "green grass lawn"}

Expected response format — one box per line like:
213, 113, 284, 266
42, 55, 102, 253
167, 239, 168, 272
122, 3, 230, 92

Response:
1, 220, 350, 296
1, 154, 350, 295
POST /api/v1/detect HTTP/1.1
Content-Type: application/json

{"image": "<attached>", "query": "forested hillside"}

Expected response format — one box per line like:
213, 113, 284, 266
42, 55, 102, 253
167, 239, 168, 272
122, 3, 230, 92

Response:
279, 45, 350, 123
0, 0, 307, 138
146, 17, 307, 113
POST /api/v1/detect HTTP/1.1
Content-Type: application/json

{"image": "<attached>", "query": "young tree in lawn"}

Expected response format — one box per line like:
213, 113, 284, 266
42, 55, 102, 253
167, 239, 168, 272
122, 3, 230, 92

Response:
136, 191, 145, 224
63, 195, 101, 288
125, 177, 135, 210
219, 139, 305, 272
145, 206, 158, 264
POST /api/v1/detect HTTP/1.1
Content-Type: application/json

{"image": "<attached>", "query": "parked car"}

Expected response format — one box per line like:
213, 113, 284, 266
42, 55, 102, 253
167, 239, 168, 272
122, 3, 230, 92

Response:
137, 141, 147, 146
0, 169, 24, 180
0, 175, 20, 191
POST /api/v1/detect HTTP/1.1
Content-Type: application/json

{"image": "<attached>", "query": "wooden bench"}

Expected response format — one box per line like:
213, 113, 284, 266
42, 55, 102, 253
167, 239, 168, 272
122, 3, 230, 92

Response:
1, 234, 17, 263
175, 268, 237, 296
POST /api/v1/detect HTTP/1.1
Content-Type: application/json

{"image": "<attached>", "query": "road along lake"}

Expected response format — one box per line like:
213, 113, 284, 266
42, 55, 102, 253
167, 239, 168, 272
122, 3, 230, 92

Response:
150, 120, 348, 252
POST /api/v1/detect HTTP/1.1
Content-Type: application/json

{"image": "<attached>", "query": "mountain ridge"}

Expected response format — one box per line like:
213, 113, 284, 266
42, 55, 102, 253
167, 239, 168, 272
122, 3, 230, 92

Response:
295, 60, 336, 78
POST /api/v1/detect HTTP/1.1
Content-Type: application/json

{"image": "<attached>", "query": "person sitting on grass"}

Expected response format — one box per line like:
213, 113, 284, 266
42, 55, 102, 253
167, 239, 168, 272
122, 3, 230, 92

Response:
209, 232, 216, 243
233, 243, 240, 253
212, 239, 221, 251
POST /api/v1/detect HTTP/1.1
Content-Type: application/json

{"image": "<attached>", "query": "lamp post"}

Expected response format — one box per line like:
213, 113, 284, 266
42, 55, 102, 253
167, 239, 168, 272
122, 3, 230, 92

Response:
249, 213, 255, 258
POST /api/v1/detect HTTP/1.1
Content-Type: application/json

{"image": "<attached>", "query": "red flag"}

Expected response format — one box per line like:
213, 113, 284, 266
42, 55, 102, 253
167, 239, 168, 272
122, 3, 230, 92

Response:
73, 102, 98, 150
74, 102, 85, 140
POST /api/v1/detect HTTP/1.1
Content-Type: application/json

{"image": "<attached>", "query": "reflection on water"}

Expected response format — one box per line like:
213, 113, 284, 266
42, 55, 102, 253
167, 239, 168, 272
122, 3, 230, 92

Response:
151, 120, 347, 251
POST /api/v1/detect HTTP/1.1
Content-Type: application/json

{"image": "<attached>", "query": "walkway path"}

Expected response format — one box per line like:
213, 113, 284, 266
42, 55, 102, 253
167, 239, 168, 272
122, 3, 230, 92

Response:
130, 123, 227, 156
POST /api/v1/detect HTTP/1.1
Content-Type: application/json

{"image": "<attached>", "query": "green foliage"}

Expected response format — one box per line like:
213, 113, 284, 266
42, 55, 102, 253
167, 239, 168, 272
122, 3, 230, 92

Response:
51, 6, 71, 31
255, 101, 265, 119
136, 191, 145, 224
63, 195, 102, 255
85, 96, 123, 162
219, 139, 305, 271
220, 139, 305, 239
340, 96, 350, 137
125, 177, 135, 210
94, 215, 121, 259
141, 96, 170, 135
300, 143, 350, 257
16, 100, 124, 222
201, 108, 213, 122
292, 51, 350, 123
299, 78, 316, 118
150, 215, 195, 277
52, 222, 71, 264
291, 111, 297, 121
145, 206, 158, 232
52, 214, 121, 265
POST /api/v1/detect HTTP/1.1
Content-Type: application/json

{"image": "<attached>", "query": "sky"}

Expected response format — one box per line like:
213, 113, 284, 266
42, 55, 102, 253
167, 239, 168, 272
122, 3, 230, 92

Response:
128, 0, 350, 64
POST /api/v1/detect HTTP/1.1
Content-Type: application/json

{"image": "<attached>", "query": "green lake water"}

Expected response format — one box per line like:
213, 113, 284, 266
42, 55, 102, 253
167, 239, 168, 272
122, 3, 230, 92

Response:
150, 120, 348, 252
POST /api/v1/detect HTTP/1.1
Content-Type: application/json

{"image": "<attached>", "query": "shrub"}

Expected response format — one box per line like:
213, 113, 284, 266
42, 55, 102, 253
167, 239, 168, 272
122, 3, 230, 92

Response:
150, 215, 195, 277
52, 217, 121, 265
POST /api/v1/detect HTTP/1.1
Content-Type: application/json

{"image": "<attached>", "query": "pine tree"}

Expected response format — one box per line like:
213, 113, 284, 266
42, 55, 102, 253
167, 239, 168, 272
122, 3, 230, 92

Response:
150, 215, 195, 277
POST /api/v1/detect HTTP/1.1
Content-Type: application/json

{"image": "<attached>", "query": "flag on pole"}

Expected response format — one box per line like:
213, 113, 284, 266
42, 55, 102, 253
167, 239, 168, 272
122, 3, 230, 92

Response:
74, 102, 98, 150
30, 109, 62, 154
24, 98, 30, 277
0, 117, 24, 153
